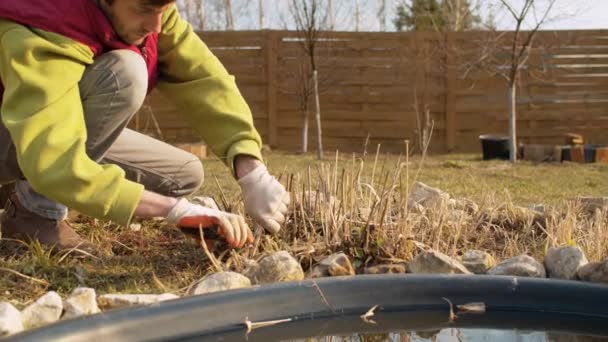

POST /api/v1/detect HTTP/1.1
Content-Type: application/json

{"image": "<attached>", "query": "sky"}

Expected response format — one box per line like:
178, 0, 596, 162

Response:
178, 0, 608, 31
492, 0, 607, 30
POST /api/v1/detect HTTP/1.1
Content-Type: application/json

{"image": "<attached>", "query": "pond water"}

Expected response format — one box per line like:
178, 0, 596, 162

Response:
192, 310, 608, 342
283, 329, 607, 342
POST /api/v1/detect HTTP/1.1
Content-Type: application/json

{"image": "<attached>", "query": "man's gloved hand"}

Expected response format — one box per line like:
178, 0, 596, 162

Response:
167, 198, 253, 248
238, 165, 290, 234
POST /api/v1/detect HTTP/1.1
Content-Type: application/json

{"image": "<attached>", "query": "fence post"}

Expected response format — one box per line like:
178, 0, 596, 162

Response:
445, 32, 456, 152
265, 30, 279, 148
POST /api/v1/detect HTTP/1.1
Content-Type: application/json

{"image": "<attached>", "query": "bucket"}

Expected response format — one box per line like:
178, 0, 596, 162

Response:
584, 144, 606, 163
479, 135, 510, 160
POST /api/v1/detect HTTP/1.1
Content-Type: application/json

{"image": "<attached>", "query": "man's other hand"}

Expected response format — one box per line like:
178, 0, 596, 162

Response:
238, 164, 290, 234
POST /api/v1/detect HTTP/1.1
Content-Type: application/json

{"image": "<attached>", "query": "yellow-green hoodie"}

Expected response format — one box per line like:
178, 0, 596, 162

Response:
0, 5, 262, 226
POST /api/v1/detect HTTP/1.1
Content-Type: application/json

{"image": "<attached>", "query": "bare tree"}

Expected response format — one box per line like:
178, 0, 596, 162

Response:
468, 0, 556, 162
289, 0, 332, 159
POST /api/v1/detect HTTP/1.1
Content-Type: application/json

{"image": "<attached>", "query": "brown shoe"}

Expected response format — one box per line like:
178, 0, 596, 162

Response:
1, 192, 95, 253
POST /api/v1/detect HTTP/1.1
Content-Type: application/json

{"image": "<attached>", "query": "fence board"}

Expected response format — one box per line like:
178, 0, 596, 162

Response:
137, 29, 608, 155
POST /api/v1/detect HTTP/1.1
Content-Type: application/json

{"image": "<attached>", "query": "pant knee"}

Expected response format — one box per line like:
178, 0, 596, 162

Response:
175, 159, 204, 196
105, 50, 148, 114
83, 49, 148, 117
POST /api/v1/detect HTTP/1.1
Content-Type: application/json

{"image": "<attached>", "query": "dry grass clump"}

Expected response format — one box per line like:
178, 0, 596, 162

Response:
232, 150, 608, 273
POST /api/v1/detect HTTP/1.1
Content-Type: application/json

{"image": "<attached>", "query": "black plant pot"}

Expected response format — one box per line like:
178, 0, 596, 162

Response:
479, 135, 510, 160
584, 144, 604, 163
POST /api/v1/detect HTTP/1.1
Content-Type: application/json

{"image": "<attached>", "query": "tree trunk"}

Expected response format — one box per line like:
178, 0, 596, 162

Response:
259, 0, 265, 29
196, 0, 205, 30
378, 0, 387, 31
301, 108, 309, 153
508, 81, 517, 162
313, 70, 323, 159
223, 0, 234, 30
355, 0, 360, 31
326, 0, 335, 30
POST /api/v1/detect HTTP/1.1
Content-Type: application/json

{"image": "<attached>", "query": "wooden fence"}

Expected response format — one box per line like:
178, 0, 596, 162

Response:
137, 29, 608, 154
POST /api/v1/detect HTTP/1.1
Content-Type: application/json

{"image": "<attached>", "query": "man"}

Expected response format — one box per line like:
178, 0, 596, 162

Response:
0, 0, 289, 251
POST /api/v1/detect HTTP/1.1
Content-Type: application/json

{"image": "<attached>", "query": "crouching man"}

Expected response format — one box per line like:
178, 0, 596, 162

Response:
0, 0, 289, 251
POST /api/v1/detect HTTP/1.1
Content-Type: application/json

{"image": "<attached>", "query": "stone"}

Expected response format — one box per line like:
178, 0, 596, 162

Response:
309, 253, 355, 278
446, 209, 468, 223
514, 206, 546, 224
544, 246, 588, 280
0, 302, 23, 336
408, 250, 472, 275
21, 292, 63, 329
249, 251, 304, 284
188, 272, 251, 296
408, 182, 451, 210
191, 196, 219, 210
62, 287, 101, 319
488, 255, 546, 278
357, 206, 373, 220
129, 223, 142, 232
97, 293, 179, 310
577, 261, 608, 283
364, 264, 407, 275
241, 259, 260, 280
451, 198, 479, 214
298, 191, 340, 214
528, 204, 546, 215
461, 250, 495, 274
577, 197, 608, 215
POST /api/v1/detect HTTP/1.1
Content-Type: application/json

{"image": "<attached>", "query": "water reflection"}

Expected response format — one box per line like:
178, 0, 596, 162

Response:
283, 329, 608, 342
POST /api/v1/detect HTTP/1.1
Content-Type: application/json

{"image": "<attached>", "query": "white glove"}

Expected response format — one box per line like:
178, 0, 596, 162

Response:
238, 165, 290, 234
167, 198, 252, 248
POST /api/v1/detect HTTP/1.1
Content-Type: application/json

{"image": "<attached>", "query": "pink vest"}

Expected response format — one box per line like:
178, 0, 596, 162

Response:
0, 0, 160, 98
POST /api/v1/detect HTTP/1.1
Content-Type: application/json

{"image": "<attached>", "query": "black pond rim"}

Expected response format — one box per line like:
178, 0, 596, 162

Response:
4, 274, 608, 342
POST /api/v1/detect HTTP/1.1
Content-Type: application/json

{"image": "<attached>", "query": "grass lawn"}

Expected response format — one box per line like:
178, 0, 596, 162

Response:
1, 150, 607, 307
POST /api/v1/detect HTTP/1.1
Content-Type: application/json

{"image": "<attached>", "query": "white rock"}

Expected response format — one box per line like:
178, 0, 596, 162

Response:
0, 302, 23, 336
461, 250, 495, 274
188, 272, 251, 296
451, 198, 480, 214
298, 191, 340, 214
528, 204, 546, 215
97, 293, 179, 310
577, 260, 608, 283
309, 253, 355, 278
21, 292, 63, 329
63, 288, 101, 319
409, 250, 472, 275
577, 197, 608, 215
241, 259, 261, 280
249, 251, 304, 284
544, 246, 588, 280
408, 182, 450, 210
129, 223, 142, 232
488, 255, 546, 278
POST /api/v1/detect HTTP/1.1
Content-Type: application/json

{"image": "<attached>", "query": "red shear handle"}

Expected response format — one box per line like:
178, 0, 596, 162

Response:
177, 215, 220, 229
